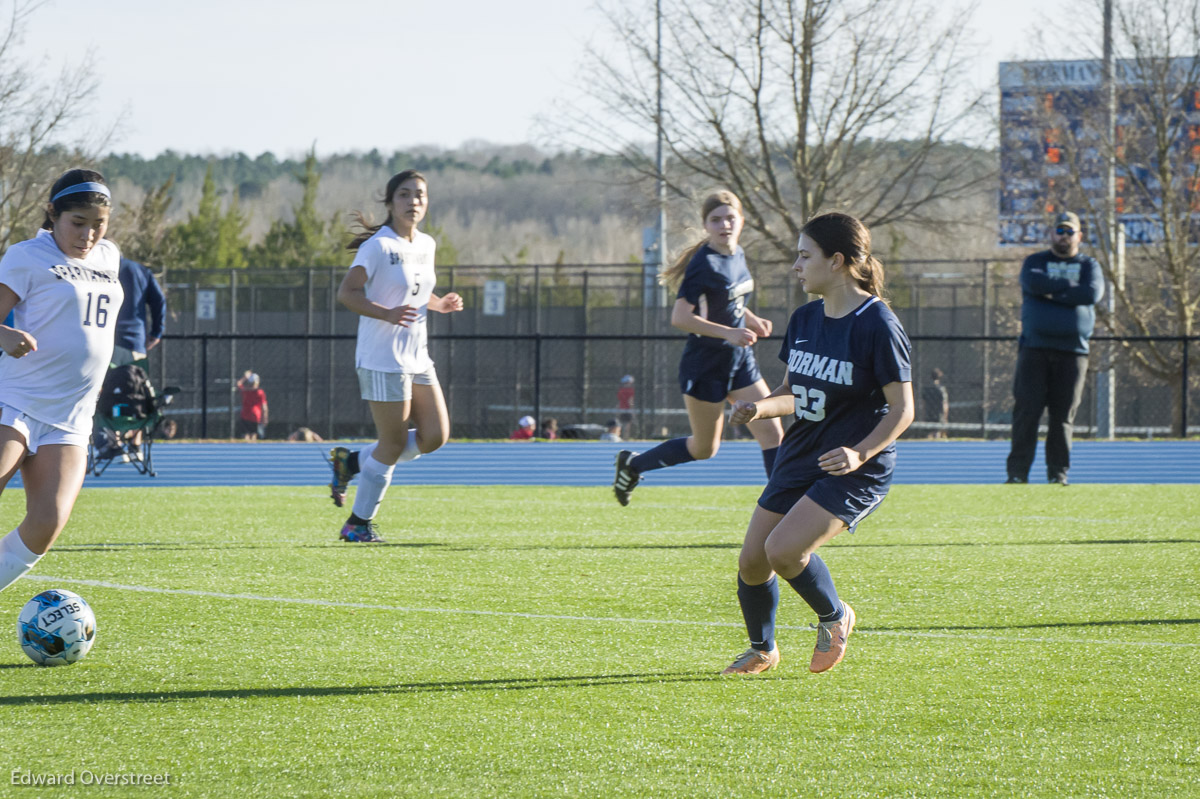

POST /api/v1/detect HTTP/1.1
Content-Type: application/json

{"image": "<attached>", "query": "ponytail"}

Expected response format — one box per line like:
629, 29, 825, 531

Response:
659, 239, 707, 289
800, 212, 888, 304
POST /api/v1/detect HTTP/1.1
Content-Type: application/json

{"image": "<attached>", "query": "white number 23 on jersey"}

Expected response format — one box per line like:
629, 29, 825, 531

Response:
792, 386, 827, 422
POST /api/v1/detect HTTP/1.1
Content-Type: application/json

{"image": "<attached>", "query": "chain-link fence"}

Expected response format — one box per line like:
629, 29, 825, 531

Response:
145, 263, 1198, 440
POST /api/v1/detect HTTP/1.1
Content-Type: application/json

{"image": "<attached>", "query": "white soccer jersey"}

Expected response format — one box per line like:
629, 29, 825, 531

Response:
352, 226, 437, 374
0, 230, 123, 435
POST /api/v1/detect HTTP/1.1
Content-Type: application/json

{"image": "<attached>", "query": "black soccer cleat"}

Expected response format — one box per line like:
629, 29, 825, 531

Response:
613, 450, 642, 507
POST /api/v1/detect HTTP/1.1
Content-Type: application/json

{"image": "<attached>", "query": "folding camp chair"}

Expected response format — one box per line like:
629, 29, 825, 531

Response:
88, 383, 179, 477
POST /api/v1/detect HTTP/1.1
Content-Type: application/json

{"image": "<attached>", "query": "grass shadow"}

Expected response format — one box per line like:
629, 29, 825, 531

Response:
0, 670, 756, 706
875, 617, 1200, 632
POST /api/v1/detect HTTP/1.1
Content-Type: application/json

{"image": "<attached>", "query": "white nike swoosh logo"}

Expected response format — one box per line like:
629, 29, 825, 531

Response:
794, 339, 808, 344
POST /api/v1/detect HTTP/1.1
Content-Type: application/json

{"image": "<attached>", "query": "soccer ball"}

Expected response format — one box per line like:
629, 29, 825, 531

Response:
17, 589, 96, 666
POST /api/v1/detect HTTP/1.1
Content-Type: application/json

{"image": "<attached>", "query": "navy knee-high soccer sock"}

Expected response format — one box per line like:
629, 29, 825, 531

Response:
783, 553, 843, 622
761, 446, 778, 477
629, 437, 695, 473
737, 575, 780, 652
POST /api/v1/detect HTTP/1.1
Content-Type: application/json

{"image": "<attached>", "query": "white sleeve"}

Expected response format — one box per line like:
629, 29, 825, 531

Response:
0, 247, 33, 299
351, 237, 383, 279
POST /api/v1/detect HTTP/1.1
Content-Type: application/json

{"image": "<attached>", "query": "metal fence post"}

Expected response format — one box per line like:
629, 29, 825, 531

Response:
981, 261, 991, 438
1182, 336, 1190, 437
201, 335, 209, 439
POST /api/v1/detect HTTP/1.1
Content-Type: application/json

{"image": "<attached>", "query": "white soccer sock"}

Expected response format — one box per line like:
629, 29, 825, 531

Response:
0, 527, 42, 592
395, 429, 422, 463
351, 451, 396, 521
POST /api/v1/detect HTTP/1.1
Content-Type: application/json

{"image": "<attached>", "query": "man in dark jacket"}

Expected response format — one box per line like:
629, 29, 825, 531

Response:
112, 257, 166, 366
1006, 212, 1105, 486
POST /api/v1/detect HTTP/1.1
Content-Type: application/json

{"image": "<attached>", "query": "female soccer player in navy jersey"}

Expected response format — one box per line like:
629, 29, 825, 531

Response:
612, 191, 784, 505
720, 212, 913, 675
326, 170, 463, 542
0, 169, 123, 592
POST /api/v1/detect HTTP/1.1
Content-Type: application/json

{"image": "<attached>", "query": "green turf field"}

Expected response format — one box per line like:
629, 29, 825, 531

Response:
1, 485, 1197, 798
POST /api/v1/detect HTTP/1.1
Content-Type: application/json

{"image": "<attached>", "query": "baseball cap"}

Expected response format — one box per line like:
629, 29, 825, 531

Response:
620, 375, 634, 384
1054, 211, 1081, 231
518, 415, 535, 428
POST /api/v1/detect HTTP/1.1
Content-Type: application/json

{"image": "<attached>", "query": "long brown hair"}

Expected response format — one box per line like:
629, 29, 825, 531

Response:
658, 190, 743, 289
347, 169, 428, 250
800, 212, 886, 299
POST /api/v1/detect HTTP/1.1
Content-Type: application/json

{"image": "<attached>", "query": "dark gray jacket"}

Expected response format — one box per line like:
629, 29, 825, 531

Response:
1019, 250, 1105, 355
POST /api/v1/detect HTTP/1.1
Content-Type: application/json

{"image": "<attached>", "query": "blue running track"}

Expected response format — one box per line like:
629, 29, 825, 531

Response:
9, 440, 1197, 489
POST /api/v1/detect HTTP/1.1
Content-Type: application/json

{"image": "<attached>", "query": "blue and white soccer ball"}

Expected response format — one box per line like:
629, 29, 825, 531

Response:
17, 589, 96, 666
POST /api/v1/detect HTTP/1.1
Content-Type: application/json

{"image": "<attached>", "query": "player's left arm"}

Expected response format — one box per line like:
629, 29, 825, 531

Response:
428, 292, 464, 313
817, 380, 915, 476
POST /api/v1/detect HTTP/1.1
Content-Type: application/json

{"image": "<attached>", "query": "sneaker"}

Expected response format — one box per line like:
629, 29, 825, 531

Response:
1005, 476, 1027, 484
329, 446, 354, 507
1049, 474, 1070, 486
810, 602, 856, 673
98, 446, 130, 464
339, 521, 384, 543
721, 646, 780, 675
612, 450, 642, 506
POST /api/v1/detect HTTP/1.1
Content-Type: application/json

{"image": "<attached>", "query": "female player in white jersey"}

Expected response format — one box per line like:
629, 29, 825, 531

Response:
720, 212, 913, 676
327, 170, 463, 542
611, 191, 784, 505
0, 169, 123, 592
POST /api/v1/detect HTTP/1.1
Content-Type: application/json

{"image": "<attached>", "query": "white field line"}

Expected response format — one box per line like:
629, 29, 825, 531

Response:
23, 575, 1198, 649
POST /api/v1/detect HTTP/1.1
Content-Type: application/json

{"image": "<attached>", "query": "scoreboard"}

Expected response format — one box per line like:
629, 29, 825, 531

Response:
998, 58, 1200, 246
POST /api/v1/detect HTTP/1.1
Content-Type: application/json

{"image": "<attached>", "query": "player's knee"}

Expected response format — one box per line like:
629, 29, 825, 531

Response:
764, 539, 808, 575
691, 440, 719, 460
738, 550, 771, 582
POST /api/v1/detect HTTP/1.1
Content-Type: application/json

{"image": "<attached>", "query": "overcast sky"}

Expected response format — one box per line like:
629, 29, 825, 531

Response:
12, 0, 1075, 158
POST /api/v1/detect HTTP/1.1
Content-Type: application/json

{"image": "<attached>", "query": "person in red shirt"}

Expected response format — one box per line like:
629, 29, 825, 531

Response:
617, 375, 635, 433
510, 415, 535, 440
236, 371, 268, 440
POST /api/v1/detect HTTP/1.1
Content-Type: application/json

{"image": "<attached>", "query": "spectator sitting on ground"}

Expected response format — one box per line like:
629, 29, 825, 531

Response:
287, 426, 324, 442
600, 419, 623, 442
541, 418, 558, 440
510, 415, 536, 440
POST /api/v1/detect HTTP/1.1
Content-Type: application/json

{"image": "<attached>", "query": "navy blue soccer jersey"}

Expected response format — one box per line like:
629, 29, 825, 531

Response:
676, 244, 754, 348
772, 296, 912, 483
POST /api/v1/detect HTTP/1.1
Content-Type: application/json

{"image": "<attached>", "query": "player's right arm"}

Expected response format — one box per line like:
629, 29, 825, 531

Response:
336, 265, 418, 327
0, 282, 36, 358
729, 380, 793, 425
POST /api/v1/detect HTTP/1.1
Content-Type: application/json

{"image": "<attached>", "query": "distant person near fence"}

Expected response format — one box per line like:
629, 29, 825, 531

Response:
721, 211, 913, 676
612, 190, 784, 506
922, 368, 949, 439
511, 415, 536, 440
600, 419, 623, 442
617, 375, 635, 437
1005, 211, 1104, 487
327, 169, 464, 543
236, 371, 268, 440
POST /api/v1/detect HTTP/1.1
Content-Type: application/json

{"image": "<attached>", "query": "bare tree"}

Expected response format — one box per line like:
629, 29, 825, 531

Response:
549, 0, 992, 259
0, 0, 119, 255
1032, 0, 1200, 429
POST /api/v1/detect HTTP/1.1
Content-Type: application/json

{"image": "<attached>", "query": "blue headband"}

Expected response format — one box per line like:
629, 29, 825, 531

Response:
50, 182, 110, 203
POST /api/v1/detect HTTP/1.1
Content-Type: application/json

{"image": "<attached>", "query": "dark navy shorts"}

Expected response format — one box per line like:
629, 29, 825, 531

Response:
757, 464, 893, 533
678, 342, 762, 403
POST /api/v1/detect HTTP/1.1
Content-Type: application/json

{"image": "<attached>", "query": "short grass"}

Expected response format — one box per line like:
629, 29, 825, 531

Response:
1, 484, 1197, 798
